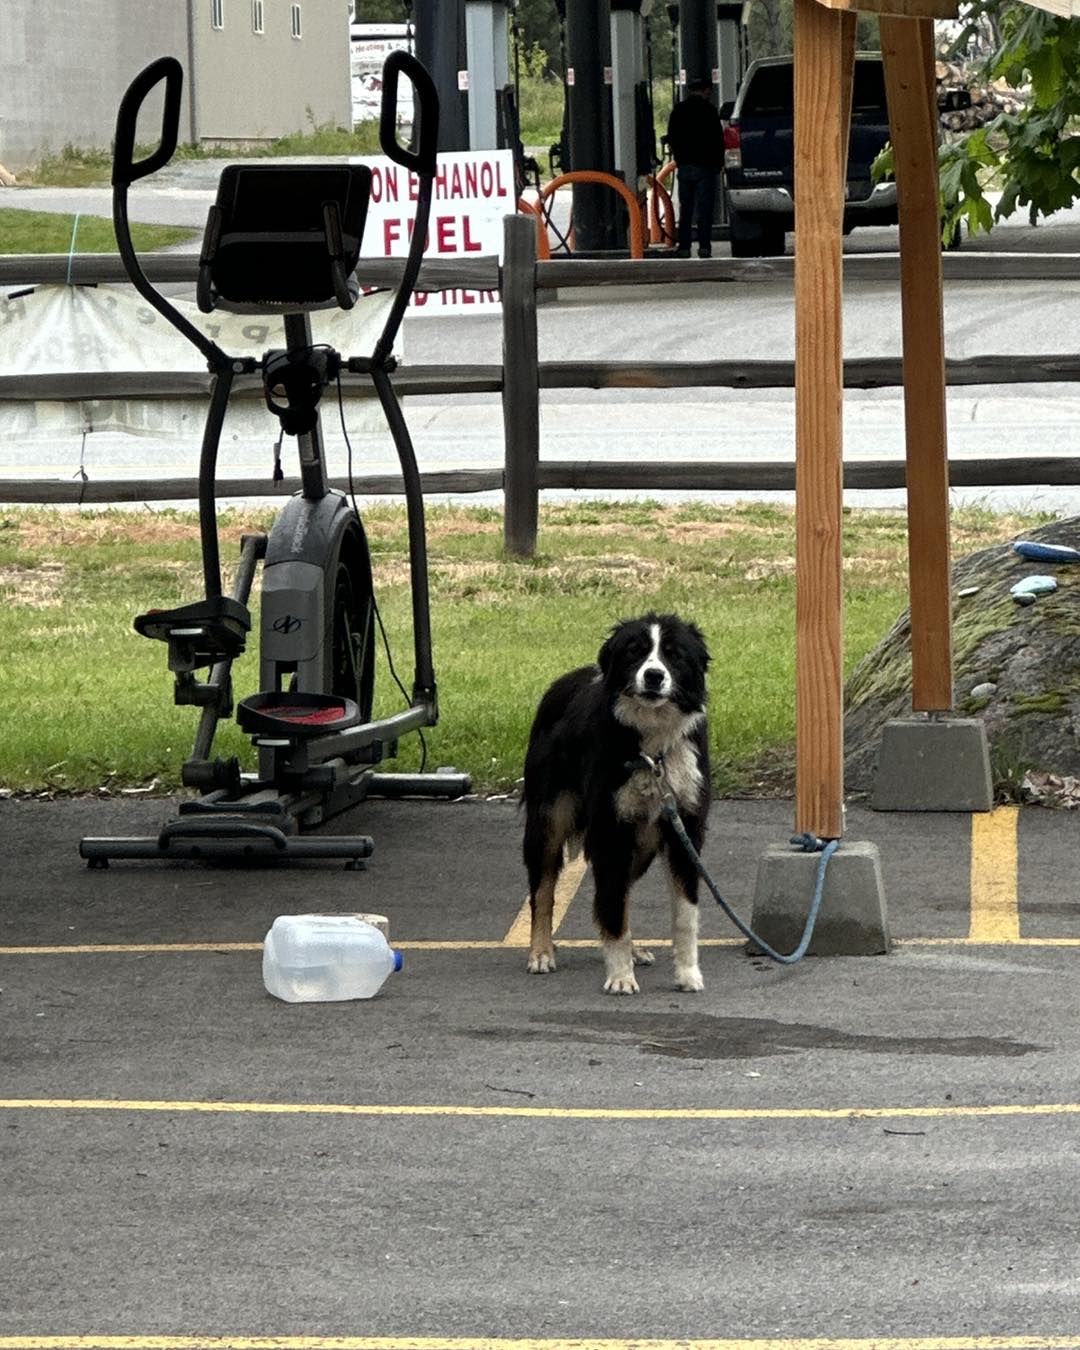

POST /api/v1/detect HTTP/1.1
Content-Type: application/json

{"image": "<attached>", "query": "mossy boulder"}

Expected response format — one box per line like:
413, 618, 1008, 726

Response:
845, 517, 1080, 792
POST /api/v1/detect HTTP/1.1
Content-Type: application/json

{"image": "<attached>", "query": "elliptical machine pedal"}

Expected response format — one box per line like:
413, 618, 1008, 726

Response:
79, 51, 470, 870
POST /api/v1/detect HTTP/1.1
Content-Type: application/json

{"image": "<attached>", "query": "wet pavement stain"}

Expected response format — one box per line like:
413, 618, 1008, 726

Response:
465, 1011, 1042, 1061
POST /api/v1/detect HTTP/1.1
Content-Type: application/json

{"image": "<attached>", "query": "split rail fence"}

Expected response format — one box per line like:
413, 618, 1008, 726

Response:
3, 214, 1080, 555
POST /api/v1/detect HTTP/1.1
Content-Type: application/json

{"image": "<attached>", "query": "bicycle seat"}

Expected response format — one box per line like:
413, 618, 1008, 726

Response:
197, 163, 373, 314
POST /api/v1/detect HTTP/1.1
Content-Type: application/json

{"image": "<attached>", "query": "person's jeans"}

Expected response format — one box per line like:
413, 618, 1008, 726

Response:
676, 164, 717, 255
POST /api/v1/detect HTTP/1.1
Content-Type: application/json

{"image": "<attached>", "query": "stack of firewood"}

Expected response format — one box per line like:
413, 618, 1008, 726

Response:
936, 56, 1028, 132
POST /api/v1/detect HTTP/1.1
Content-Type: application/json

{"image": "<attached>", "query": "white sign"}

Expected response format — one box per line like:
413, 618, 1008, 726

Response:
350, 24, 413, 129
358, 149, 516, 317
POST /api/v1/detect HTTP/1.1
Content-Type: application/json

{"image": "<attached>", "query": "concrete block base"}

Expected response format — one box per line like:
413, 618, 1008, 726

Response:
748, 841, 889, 957
872, 717, 993, 813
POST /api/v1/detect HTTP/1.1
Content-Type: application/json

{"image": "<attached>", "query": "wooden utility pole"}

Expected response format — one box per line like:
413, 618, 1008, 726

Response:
792, 0, 855, 841
881, 14, 954, 712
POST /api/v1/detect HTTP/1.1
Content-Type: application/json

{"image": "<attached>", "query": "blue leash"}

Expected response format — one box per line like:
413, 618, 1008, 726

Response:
633, 753, 838, 965
663, 802, 838, 965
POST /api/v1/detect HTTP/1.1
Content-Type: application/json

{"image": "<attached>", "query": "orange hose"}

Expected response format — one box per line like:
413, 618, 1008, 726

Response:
645, 175, 676, 247
537, 170, 646, 258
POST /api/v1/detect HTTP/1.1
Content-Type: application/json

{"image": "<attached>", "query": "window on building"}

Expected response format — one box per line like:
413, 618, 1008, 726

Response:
211, 0, 224, 29
291, 3, 302, 38
252, 0, 264, 33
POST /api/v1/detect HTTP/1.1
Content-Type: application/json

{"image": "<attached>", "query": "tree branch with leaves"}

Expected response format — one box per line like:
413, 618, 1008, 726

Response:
939, 1, 1080, 239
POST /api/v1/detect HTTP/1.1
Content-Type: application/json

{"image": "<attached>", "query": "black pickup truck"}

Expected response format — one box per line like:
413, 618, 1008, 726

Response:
721, 53, 898, 257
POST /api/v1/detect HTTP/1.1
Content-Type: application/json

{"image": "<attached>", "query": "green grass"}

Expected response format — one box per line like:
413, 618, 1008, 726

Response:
0, 208, 195, 254
18, 120, 384, 189
0, 502, 1043, 799
518, 76, 568, 154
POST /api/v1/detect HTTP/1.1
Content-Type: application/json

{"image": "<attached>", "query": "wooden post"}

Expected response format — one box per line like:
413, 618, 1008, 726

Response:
502, 213, 540, 557
793, 0, 855, 841
881, 15, 954, 711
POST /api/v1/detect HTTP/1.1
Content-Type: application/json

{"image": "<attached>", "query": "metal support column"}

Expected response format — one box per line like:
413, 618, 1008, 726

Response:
610, 0, 649, 190
465, 0, 513, 150
564, 0, 618, 250
678, 0, 719, 93
414, 0, 470, 151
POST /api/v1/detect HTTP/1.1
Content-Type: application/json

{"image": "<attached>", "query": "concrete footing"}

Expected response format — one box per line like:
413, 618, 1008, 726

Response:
872, 717, 993, 812
748, 841, 889, 957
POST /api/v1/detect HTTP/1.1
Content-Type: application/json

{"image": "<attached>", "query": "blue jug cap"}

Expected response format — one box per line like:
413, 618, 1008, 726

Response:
393, 949, 404, 972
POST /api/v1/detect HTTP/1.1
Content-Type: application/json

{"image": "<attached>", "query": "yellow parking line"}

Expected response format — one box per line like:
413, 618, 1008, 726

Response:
970, 807, 1020, 942
2, 1338, 1080, 1350
0, 942, 266, 954
503, 851, 589, 945
5, 934, 1080, 956
4, 1097, 1080, 1122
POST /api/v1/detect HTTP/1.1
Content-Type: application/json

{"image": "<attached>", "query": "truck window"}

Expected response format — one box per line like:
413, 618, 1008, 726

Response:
739, 59, 887, 117
851, 61, 887, 111
740, 65, 793, 115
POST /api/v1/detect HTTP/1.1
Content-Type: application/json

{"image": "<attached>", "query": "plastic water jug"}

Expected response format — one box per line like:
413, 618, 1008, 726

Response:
262, 914, 403, 1002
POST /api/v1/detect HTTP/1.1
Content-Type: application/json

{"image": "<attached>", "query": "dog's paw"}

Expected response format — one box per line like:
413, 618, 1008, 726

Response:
674, 964, 704, 993
527, 949, 557, 974
603, 973, 640, 995
631, 945, 655, 966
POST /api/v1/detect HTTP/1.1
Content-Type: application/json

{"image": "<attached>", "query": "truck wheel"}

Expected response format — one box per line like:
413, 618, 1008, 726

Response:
729, 210, 786, 258
729, 209, 763, 258
757, 224, 786, 256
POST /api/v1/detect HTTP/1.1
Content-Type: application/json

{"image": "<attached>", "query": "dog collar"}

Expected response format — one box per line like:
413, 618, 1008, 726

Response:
624, 751, 680, 811
624, 751, 666, 778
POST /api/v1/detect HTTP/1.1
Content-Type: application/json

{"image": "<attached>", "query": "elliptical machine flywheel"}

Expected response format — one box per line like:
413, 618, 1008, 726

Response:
80, 51, 469, 868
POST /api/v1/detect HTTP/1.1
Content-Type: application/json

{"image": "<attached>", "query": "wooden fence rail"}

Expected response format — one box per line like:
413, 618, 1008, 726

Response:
3, 249, 1080, 290
8, 456, 1080, 507
3, 232, 1080, 552
3, 349, 1079, 407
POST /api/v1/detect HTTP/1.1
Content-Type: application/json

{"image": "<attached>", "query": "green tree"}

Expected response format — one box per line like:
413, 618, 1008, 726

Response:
352, 0, 409, 20
743, 0, 877, 58
941, 2, 1080, 239
515, 0, 564, 72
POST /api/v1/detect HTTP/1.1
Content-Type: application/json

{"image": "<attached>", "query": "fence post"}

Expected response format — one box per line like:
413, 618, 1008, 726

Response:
501, 213, 540, 557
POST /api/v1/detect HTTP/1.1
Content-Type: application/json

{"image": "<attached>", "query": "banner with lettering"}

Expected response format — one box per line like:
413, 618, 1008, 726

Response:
357, 148, 515, 316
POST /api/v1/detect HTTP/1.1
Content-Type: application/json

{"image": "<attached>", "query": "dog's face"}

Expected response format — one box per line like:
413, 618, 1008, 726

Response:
598, 613, 710, 721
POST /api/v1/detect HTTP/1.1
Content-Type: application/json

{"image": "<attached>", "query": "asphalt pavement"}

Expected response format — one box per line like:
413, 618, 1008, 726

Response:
4, 790, 1080, 1348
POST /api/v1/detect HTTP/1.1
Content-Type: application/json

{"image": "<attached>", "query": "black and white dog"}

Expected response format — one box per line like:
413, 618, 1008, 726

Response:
522, 613, 711, 994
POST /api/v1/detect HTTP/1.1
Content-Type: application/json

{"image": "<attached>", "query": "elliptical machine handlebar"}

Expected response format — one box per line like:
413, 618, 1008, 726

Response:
370, 51, 440, 367
111, 57, 229, 370
112, 55, 183, 187
109, 49, 441, 372
379, 50, 439, 178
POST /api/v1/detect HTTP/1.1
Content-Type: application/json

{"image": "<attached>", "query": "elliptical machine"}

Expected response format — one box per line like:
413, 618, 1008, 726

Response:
80, 52, 469, 868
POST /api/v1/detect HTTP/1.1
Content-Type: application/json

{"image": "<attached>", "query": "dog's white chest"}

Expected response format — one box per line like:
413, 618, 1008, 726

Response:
614, 739, 703, 824
614, 769, 663, 823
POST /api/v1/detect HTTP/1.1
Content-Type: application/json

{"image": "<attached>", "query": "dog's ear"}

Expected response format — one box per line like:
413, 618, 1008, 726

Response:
686, 620, 711, 670
597, 628, 617, 678
597, 621, 627, 681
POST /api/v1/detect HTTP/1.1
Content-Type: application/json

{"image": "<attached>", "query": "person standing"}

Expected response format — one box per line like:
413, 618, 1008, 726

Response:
666, 77, 724, 258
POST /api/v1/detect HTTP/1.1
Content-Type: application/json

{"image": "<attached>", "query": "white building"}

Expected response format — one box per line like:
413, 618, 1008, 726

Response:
0, 0, 352, 173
